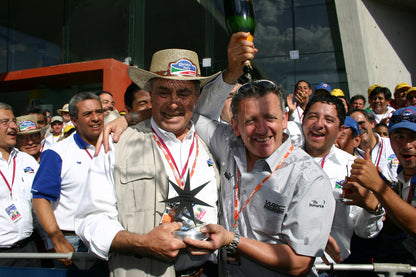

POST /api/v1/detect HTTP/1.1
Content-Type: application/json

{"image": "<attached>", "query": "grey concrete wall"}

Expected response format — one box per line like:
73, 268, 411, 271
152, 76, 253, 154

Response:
334, 0, 414, 100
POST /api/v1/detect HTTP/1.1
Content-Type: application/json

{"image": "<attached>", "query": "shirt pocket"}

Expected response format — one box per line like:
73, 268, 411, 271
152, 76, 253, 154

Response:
248, 188, 290, 238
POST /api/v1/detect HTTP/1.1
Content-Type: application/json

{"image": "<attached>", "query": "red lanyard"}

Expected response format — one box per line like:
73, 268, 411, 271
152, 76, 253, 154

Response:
0, 157, 16, 197
152, 128, 199, 189
296, 104, 303, 120
320, 152, 330, 168
84, 148, 93, 160
233, 144, 294, 228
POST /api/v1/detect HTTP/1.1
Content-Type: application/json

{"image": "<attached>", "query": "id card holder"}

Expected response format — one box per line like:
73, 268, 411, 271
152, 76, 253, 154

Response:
5, 202, 22, 223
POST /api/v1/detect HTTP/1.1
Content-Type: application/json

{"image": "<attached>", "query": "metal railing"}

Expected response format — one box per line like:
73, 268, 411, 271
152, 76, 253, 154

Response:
316, 263, 416, 277
0, 253, 415, 276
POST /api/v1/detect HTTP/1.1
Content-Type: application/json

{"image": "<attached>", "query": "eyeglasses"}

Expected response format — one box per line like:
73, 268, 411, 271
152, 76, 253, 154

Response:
17, 132, 41, 142
390, 113, 416, 124
237, 80, 277, 94
0, 118, 17, 126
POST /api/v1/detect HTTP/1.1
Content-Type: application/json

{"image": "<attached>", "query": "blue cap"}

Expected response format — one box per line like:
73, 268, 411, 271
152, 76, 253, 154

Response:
344, 116, 360, 136
389, 106, 416, 134
315, 82, 332, 93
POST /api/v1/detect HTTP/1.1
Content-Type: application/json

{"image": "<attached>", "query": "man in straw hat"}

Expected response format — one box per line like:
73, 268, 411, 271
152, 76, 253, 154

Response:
57, 103, 74, 129
16, 115, 47, 162
75, 32, 255, 276
0, 103, 40, 267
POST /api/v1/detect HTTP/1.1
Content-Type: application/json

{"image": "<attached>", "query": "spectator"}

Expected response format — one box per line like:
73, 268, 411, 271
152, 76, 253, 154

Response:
42, 116, 63, 151
368, 86, 395, 124
375, 122, 389, 138
331, 88, 349, 113
391, 82, 411, 109
335, 116, 361, 156
287, 80, 313, 123
405, 87, 416, 107
57, 125, 76, 142
57, 103, 74, 129
350, 106, 416, 266
350, 94, 366, 110
96, 91, 115, 114
26, 106, 47, 129
96, 91, 119, 124
32, 92, 105, 268
0, 103, 40, 267
45, 110, 52, 125
16, 115, 44, 162
124, 82, 152, 112
314, 82, 332, 96
349, 109, 398, 182
301, 94, 383, 264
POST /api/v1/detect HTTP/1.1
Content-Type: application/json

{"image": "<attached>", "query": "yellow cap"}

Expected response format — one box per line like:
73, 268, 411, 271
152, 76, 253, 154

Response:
406, 87, 416, 97
63, 124, 75, 134
395, 82, 411, 93
367, 84, 381, 96
331, 89, 345, 97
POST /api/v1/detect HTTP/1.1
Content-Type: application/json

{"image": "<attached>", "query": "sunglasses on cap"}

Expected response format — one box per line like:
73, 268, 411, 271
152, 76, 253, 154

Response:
390, 113, 416, 124
237, 80, 277, 94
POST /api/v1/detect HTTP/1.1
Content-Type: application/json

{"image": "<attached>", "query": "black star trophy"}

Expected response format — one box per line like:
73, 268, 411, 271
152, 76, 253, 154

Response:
163, 171, 212, 240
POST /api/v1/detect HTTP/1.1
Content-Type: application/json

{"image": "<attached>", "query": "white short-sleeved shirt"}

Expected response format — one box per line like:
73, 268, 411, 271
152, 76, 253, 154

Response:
32, 132, 95, 231
0, 148, 39, 247
313, 145, 384, 263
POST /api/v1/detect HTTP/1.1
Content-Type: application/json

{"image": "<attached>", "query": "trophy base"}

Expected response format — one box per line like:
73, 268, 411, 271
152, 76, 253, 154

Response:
174, 228, 208, 240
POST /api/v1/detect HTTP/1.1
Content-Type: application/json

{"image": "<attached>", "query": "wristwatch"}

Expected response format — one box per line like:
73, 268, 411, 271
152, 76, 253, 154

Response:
368, 202, 384, 215
225, 232, 240, 254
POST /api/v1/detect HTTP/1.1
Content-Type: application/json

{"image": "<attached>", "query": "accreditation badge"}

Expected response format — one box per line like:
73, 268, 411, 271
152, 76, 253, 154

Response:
5, 202, 22, 223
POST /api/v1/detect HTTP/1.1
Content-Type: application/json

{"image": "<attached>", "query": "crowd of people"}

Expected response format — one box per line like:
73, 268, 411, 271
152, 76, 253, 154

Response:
0, 32, 415, 277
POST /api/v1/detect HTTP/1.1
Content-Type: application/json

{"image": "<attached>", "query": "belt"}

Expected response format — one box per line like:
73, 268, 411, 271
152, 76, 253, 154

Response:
6, 236, 32, 249
61, 230, 76, 236
176, 266, 204, 277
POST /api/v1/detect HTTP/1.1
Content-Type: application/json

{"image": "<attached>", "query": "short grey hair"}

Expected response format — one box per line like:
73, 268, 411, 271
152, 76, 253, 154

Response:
0, 103, 13, 112
231, 81, 286, 120
69, 92, 100, 118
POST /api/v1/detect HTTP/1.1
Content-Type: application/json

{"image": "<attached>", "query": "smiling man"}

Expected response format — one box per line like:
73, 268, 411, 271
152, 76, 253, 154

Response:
301, 94, 383, 265
74, 38, 253, 276
185, 80, 336, 277
350, 106, 416, 265
368, 86, 395, 124
0, 103, 40, 267
31, 92, 104, 266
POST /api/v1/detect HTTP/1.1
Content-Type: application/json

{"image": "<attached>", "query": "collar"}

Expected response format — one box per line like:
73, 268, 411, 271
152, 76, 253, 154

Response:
150, 118, 195, 142
73, 132, 90, 149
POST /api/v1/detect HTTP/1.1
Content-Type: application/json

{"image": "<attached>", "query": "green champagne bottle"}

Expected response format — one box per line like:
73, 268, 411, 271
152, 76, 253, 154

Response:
223, 0, 256, 80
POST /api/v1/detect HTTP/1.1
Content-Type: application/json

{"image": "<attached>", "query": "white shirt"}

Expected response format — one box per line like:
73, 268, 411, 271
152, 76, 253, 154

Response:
289, 104, 304, 124
32, 132, 95, 231
0, 148, 39, 247
41, 133, 63, 152
355, 133, 399, 182
314, 145, 384, 263
370, 106, 395, 124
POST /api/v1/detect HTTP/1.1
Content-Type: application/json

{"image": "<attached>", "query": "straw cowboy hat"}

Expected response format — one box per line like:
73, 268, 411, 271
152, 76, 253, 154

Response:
16, 115, 48, 135
57, 103, 69, 115
127, 49, 221, 89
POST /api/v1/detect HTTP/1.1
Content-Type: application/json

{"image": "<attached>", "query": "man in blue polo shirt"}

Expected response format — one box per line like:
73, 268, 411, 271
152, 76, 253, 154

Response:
31, 92, 104, 266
